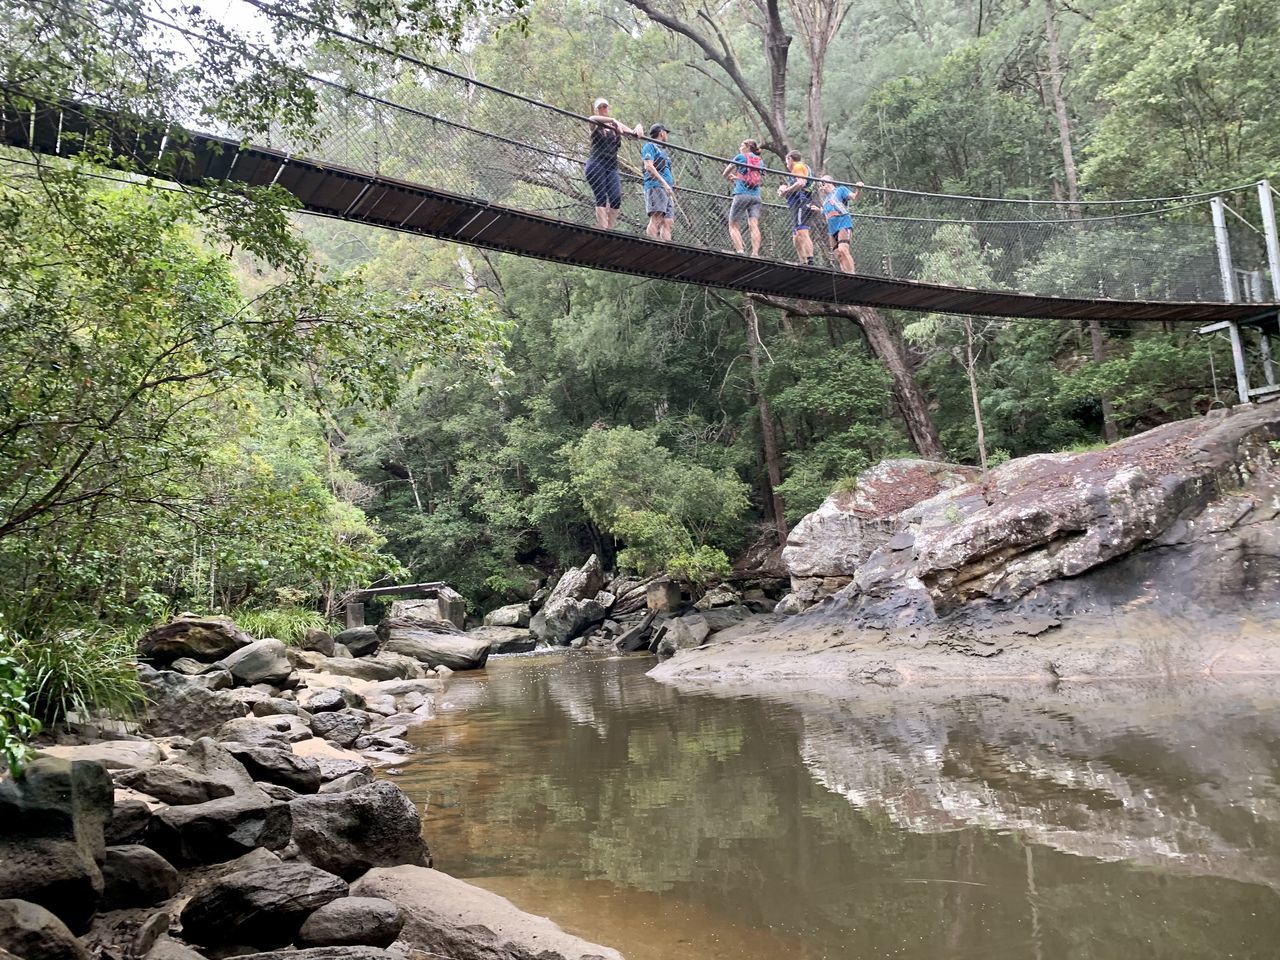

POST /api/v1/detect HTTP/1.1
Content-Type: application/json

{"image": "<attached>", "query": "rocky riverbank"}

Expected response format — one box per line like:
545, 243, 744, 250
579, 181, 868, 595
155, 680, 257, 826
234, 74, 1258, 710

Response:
652, 404, 1280, 692
0, 614, 622, 960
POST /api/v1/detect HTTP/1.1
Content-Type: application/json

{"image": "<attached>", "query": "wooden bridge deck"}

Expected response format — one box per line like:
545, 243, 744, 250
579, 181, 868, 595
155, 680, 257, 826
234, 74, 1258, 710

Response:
6, 101, 1276, 323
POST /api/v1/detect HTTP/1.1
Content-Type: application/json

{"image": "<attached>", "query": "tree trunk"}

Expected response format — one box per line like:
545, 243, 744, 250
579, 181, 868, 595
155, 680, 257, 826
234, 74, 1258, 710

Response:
964, 318, 988, 473
1044, 0, 1118, 442
854, 307, 946, 459
753, 295, 945, 459
743, 300, 789, 545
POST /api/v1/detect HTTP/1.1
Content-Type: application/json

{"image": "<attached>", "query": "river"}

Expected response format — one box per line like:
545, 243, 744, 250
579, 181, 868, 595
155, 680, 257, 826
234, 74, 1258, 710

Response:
394, 650, 1280, 959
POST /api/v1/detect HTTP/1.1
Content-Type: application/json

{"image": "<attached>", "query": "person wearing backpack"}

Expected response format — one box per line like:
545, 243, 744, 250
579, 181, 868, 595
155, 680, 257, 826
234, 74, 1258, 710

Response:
817, 175, 863, 273
723, 139, 764, 256
778, 149, 817, 265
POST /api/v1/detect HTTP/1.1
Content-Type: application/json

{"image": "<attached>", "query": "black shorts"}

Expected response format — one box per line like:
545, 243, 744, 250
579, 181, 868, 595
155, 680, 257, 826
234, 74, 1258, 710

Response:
585, 160, 622, 209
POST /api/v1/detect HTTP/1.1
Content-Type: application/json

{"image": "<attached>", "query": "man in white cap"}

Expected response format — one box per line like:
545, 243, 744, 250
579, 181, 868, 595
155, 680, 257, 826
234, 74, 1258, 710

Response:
585, 97, 643, 229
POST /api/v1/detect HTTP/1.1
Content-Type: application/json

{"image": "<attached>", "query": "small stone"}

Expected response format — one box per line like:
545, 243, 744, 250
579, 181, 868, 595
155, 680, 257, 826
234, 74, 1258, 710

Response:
106, 795, 154, 845
318, 771, 374, 794
144, 934, 207, 960
298, 689, 346, 714
333, 626, 380, 658
221, 744, 322, 794
251, 698, 307, 719
130, 908, 172, 957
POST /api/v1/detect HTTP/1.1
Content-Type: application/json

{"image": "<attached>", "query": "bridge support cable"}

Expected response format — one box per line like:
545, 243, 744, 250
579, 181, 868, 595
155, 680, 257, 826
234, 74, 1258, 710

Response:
4, 0, 1278, 321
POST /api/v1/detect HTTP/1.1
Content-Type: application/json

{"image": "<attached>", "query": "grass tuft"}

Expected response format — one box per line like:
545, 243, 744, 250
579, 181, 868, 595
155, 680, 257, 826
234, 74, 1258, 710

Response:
232, 607, 335, 645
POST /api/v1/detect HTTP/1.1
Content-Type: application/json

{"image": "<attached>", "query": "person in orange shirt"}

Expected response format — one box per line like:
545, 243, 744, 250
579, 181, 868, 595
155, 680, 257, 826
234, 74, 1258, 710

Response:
777, 150, 817, 265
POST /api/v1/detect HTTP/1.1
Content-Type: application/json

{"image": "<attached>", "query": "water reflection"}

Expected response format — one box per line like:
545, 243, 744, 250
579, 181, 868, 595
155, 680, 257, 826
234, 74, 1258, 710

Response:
396, 652, 1280, 960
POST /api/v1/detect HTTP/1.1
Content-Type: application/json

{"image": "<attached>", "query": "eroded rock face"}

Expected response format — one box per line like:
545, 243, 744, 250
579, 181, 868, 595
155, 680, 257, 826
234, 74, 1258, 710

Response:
0, 758, 113, 932
468, 626, 537, 655
139, 667, 249, 739
531, 555, 608, 645
351, 865, 624, 960
218, 639, 293, 687
147, 793, 291, 865
783, 460, 979, 582
138, 615, 253, 664
390, 589, 466, 631
846, 408, 1280, 630
379, 619, 490, 671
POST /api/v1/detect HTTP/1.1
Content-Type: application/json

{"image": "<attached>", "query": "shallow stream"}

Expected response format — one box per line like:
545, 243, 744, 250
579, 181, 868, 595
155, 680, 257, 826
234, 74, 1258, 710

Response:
396, 651, 1280, 959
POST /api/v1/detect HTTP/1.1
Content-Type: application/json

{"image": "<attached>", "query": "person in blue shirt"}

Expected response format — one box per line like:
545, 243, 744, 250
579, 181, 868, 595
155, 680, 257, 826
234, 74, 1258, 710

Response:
817, 175, 863, 273
641, 123, 675, 241
722, 138, 763, 256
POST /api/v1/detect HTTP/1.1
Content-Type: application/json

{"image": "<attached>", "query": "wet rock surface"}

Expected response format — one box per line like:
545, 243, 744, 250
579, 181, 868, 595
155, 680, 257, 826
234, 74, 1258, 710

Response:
655, 406, 1280, 689
352, 865, 624, 960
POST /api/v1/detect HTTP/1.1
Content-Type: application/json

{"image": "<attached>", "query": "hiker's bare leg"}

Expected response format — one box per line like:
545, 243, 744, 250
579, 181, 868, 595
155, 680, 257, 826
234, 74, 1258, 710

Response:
647, 214, 662, 239
728, 222, 746, 254
795, 230, 814, 261
748, 220, 762, 256
594, 206, 611, 229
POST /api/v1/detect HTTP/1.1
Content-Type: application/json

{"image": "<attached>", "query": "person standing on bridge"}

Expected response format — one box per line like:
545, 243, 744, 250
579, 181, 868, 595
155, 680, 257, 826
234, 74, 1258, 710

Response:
817, 176, 863, 273
641, 123, 676, 242
723, 139, 764, 256
778, 150, 817, 266
585, 97, 643, 230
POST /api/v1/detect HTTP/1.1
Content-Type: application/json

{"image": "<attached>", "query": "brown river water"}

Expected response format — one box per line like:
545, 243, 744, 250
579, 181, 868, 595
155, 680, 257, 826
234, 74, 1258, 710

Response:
394, 650, 1280, 959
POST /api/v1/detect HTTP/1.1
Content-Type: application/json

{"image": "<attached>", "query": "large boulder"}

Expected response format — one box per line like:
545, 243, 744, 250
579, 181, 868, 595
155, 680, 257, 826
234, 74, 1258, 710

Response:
138, 615, 253, 665
0, 758, 113, 932
782, 459, 978, 585
118, 738, 256, 806
147, 793, 291, 865
37, 740, 164, 771
313, 655, 416, 682
218, 639, 292, 688
217, 714, 312, 748
351, 865, 624, 960
530, 555, 607, 644
296, 897, 405, 949
467, 626, 537, 655
310, 711, 367, 747
531, 597, 606, 645
288, 781, 430, 879
0, 899, 90, 960
482, 603, 530, 628
379, 619, 490, 671
298, 629, 335, 657
138, 666, 249, 739
655, 613, 711, 659
179, 863, 347, 948
334, 627, 380, 658
100, 845, 181, 909
221, 743, 322, 794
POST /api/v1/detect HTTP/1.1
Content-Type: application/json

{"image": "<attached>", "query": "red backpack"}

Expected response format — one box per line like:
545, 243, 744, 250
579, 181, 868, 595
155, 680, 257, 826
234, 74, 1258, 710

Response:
741, 153, 764, 189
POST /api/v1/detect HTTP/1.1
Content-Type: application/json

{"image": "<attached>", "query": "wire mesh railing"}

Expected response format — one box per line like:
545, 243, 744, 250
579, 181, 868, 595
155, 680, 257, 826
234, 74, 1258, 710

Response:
6, 0, 1255, 306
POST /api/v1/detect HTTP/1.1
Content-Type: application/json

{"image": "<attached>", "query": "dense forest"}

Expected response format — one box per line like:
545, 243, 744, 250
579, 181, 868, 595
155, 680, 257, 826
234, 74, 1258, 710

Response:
2, 0, 1278, 731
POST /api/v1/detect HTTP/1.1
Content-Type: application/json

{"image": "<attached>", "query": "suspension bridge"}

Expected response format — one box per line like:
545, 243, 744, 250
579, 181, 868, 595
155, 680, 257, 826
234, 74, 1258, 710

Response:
2, 7, 1279, 333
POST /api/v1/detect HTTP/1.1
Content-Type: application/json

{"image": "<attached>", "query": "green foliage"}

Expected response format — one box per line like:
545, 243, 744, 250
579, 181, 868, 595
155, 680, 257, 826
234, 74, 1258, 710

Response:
233, 607, 336, 645
0, 654, 41, 776
567, 427, 748, 580
6, 625, 144, 727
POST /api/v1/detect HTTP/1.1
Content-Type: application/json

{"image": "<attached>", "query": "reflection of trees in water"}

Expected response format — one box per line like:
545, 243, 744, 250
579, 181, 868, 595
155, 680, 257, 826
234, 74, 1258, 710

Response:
408, 658, 1280, 959
800, 696, 1280, 891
